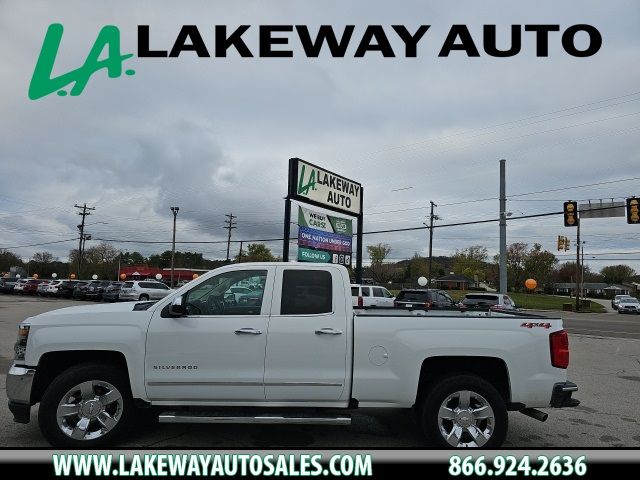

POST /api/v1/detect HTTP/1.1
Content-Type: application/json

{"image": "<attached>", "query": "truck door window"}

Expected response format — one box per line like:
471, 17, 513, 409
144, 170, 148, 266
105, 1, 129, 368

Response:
280, 270, 332, 315
373, 288, 385, 297
183, 270, 267, 316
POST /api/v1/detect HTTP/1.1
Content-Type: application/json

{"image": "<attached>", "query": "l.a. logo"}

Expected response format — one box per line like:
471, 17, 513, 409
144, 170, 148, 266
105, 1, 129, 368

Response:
28, 23, 135, 100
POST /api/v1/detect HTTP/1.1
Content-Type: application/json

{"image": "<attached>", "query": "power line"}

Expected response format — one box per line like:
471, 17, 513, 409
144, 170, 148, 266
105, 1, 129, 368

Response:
0, 238, 77, 249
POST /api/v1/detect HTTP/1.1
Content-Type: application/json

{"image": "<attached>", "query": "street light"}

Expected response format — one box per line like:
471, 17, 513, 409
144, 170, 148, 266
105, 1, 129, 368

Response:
170, 207, 180, 288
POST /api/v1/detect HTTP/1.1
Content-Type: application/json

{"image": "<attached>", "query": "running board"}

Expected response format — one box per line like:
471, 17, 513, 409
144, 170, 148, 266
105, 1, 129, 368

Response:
159, 411, 351, 425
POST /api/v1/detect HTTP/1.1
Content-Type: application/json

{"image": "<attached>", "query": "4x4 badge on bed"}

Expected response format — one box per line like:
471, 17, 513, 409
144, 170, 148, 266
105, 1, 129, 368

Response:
521, 322, 552, 329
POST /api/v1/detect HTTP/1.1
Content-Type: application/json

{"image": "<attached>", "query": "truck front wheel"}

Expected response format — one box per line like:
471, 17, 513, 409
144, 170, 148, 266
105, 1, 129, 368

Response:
421, 374, 508, 448
38, 363, 134, 448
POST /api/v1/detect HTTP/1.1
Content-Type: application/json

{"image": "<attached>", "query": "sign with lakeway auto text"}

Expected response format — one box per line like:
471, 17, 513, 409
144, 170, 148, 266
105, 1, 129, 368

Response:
294, 159, 362, 215
297, 206, 353, 266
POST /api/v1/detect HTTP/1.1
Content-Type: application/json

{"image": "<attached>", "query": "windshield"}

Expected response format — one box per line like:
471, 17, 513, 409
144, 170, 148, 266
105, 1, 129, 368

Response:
463, 295, 499, 306
396, 291, 430, 302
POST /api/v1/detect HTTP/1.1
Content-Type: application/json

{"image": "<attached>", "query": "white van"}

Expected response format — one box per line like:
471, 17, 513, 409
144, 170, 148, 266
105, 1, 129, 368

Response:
351, 284, 395, 307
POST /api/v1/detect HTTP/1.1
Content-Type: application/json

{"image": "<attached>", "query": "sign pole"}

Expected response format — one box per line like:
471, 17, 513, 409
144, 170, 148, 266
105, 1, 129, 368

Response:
355, 186, 364, 284
283, 198, 291, 262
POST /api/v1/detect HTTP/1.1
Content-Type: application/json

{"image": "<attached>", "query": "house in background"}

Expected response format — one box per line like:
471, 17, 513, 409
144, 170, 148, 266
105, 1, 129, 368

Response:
553, 282, 630, 298
434, 273, 478, 290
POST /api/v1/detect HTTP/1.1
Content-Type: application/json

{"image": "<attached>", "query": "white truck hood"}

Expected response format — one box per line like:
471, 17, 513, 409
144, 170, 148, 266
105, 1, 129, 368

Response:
24, 301, 158, 326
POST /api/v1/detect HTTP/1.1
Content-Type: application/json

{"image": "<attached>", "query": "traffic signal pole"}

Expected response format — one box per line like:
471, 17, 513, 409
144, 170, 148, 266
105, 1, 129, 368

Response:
575, 219, 581, 312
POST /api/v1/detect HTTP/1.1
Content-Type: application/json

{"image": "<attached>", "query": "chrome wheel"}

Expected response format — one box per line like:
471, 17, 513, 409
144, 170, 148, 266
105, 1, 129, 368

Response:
438, 390, 495, 447
56, 380, 124, 441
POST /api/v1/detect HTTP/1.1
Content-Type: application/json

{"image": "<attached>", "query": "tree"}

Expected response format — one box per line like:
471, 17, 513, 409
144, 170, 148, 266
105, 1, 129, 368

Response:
239, 243, 276, 262
506, 242, 529, 292
122, 251, 145, 265
0, 249, 24, 273
600, 265, 636, 285
452, 245, 488, 281
366, 243, 391, 264
366, 243, 396, 284
32, 251, 56, 264
523, 243, 557, 289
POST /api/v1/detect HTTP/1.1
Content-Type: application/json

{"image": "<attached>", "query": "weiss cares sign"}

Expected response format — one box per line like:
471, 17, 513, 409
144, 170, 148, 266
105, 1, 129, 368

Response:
294, 159, 362, 215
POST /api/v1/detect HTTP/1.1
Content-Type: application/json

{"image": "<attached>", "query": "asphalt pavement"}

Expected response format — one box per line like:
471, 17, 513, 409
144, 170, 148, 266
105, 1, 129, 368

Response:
0, 295, 639, 448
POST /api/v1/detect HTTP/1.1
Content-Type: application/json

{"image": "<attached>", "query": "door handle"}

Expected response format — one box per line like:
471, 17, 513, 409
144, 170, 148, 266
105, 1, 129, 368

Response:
234, 328, 263, 335
315, 328, 343, 335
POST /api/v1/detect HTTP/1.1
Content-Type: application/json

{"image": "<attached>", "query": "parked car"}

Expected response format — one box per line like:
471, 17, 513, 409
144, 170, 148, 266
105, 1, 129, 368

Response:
36, 280, 52, 296
102, 282, 124, 302
0, 277, 19, 293
394, 288, 457, 309
84, 280, 114, 301
22, 279, 44, 295
351, 284, 395, 307
460, 293, 518, 311
72, 281, 93, 300
45, 280, 64, 296
8, 263, 579, 448
612, 294, 632, 310
57, 281, 85, 299
617, 297, 640, 314
12, 279, 29, 294
119, 280, 172, 301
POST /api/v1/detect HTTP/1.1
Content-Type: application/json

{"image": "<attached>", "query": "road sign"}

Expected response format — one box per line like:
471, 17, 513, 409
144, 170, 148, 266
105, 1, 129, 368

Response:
579, 201, 625, 219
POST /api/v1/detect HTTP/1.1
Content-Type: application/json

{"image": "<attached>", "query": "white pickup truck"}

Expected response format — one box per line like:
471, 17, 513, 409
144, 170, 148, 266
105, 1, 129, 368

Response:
7, 263, 578, 448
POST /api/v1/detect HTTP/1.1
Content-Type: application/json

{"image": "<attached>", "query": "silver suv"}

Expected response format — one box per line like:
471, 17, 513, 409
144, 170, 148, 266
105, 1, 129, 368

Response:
119, 280, 171, 301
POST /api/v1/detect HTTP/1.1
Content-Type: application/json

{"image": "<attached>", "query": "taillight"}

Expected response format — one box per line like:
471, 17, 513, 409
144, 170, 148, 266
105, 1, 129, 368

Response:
424, 302, 432, 308
358, 296, 363, 307
550, 330, 569, 369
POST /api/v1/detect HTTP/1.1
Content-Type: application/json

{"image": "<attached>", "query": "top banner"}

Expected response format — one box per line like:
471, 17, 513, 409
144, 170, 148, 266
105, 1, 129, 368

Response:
298, 206, 353, 235
291, 158, 362, 216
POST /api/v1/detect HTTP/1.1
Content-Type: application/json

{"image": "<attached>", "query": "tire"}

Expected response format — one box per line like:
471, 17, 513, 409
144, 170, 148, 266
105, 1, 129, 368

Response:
139, 294, 149, 301
38, 363, 134, 448
420, 374, 508, 448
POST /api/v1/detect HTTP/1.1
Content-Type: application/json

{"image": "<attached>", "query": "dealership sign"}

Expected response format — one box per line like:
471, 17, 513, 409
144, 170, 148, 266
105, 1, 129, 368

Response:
285, 157, 362, 278
297, 206, 352, 266
293, 159, 362, 216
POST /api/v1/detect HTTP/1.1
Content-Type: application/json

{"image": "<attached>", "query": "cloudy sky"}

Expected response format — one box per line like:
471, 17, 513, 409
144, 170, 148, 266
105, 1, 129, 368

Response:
1, 0, 639, 272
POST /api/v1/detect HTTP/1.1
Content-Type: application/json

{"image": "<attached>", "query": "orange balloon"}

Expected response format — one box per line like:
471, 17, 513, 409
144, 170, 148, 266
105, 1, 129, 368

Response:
525, 278, 537, 290
119, 273, 126, 280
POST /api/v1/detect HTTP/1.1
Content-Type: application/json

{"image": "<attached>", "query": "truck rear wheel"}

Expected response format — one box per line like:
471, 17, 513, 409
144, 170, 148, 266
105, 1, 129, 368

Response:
420, 374, 508, 448
38, 363, 134, 448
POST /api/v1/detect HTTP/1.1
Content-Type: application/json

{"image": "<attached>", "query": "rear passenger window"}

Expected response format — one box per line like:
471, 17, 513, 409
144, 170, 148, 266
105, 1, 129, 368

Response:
361, 287, 371, 297
281, 270, 332, 315
373, 288, 385, 297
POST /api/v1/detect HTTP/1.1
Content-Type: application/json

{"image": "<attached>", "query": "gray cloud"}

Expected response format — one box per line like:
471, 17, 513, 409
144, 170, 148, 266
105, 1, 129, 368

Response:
1, 0, 639, 273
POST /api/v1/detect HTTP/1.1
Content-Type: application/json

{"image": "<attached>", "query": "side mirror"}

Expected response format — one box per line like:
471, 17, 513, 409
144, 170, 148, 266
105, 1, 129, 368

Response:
169, 296, 185, 317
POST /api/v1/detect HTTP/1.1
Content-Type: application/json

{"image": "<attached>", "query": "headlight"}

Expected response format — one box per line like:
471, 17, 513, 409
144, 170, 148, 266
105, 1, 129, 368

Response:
14, 325, 29, 361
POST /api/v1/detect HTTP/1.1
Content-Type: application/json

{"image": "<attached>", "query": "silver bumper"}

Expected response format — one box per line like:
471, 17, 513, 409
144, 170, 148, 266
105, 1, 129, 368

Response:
7, 364, 36, 404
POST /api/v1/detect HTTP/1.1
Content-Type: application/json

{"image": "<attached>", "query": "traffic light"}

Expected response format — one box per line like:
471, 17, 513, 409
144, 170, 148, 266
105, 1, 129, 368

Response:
557, 235, 565, 251
563, 201, 579, 227
564, 237, 570, 251
627, 197, 639, 224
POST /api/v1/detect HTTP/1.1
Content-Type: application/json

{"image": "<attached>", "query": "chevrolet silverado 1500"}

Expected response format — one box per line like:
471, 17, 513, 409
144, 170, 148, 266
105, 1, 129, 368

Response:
7, 263, 578, 448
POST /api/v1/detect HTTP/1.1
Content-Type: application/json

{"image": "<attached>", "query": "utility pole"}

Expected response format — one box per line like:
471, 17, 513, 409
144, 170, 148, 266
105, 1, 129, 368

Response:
238, 241, 243, 263
575, 219, 581, 311
224, 213, 237, 262
170, 207, 179, 288
580, 241, 586, 299
427, 201, 438, 288
499, 159, 507, 294
74, 203, 95, 279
